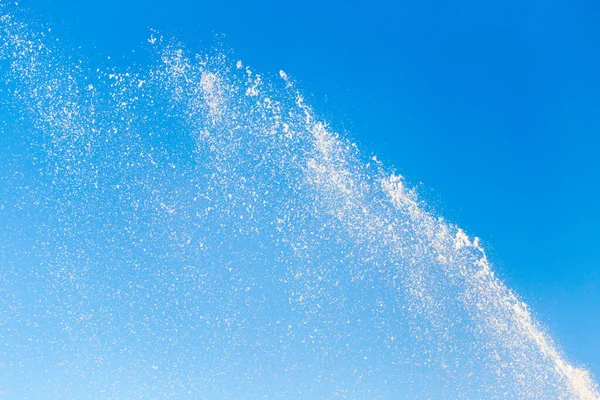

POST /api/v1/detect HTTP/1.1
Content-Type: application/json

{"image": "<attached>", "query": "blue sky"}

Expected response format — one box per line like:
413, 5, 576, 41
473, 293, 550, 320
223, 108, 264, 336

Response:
9, 0, 600, 389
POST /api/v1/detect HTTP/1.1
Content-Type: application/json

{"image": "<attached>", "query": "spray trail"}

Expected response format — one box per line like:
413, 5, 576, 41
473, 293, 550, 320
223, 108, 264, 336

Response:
0, 4, 598, 399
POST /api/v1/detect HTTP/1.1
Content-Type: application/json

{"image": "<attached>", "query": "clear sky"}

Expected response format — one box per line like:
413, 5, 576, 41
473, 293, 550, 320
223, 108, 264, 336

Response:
4, 0, 600, 394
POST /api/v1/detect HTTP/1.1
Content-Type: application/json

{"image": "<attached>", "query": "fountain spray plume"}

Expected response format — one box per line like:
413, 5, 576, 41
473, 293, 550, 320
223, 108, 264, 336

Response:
0, 2, 598, 399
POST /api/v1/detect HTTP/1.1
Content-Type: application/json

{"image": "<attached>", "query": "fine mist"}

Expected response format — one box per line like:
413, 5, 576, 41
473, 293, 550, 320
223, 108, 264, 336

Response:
0, 4, 598, 399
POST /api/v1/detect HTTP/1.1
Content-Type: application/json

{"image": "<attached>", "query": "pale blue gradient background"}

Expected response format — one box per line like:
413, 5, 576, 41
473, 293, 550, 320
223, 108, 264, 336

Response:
18, 0, 600, 382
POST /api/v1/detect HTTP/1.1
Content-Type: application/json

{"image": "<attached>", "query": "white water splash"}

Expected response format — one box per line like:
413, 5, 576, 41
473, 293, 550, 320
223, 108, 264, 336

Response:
0, 3, 598, 399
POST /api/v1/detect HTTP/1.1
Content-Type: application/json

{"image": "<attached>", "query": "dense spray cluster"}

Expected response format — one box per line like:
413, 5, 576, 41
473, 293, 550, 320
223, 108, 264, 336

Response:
0, 3, 598, 399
